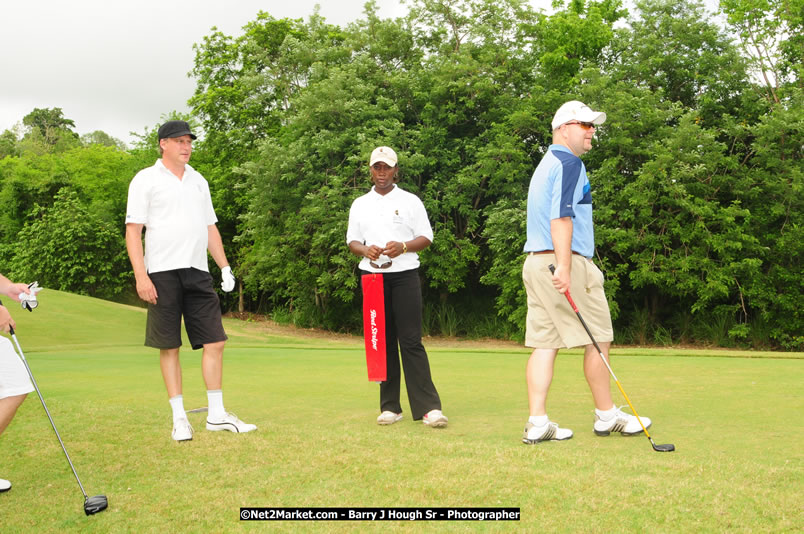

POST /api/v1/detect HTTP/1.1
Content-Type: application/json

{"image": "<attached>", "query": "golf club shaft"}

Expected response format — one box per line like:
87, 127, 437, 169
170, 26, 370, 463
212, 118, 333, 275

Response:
546, 265, 654, 439
8, 327, 89, 499
559, 291, 653, 439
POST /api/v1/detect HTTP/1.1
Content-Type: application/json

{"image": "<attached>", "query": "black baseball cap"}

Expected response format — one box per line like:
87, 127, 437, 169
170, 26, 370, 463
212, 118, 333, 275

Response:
158, 120, 197, 140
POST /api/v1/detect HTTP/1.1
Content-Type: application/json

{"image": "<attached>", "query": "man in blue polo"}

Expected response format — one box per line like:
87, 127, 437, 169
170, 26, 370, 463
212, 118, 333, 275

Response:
125, 120, 255, 441
521, 101, 652, 444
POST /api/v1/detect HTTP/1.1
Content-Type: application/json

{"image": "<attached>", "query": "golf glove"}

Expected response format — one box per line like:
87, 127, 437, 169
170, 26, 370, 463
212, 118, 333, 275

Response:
19, 281, 42, 311
221, 266, 236, 292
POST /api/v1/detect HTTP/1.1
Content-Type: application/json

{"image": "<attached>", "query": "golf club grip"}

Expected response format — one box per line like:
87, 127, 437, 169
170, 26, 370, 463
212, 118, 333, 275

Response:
564, 291, 580, 314
547, 265, 575, 305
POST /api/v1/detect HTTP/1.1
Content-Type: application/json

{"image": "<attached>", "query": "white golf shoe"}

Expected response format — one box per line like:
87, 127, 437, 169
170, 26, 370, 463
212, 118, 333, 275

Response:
594, 406, 651, 436
423, 409, 448, 428
206, 412, 257, 433
172, 417, 194, 441
0, 478, 11, 492
522, 421, 573, 444
376, 411, 403, 425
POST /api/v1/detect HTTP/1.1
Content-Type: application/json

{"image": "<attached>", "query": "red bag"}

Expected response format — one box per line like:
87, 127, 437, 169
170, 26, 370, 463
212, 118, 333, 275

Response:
361, 273, 387, 382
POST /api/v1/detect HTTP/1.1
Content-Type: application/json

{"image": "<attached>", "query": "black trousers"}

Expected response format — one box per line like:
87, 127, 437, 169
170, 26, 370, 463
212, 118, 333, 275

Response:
362, 268, 441, 420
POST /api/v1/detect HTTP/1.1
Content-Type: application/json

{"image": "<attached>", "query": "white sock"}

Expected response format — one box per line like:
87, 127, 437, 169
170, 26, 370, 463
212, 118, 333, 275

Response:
169, 395, 186, 423
596, 406, 617, 421
207, 390, 225, 420
528, 415, 549, 426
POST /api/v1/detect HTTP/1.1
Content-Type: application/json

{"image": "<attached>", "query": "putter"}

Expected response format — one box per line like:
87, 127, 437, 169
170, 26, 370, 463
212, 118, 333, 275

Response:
8, 326, 109, 514
548, 265, 675, 452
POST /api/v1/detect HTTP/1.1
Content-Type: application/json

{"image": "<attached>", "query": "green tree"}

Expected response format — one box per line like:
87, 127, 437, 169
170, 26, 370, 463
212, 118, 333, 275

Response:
607, 0, 749, 118
241, 54, 406, 327
237, 0, 547, 328
733, 89, 803, 348
0, 152, 71, 248
81, 130, 127, 150
183, 1, 802, 348
720, 0, 803, 103
8, 189, 131, 300
189, 12, 351, 312
20, 107, 81, 153
524, 0, 623, 90
0, 129, 19, 159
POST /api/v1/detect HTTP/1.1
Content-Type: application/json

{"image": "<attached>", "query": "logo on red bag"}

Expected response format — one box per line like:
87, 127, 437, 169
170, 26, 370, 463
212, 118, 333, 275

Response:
370, 308, 379, 350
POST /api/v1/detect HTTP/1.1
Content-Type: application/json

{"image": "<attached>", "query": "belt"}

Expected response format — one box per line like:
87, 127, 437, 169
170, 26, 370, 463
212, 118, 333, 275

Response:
528, 250, 582, 256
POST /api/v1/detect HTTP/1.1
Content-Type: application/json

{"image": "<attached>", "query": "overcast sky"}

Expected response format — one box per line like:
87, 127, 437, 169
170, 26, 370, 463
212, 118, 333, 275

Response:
2, 1, 722, 146
0, 1, 415, 145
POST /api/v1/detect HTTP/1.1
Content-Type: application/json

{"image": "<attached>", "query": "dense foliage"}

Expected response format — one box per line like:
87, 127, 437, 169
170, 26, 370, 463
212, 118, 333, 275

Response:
1, 0, 800, 349
8, 189, 131, 300
0, 116, 151, 302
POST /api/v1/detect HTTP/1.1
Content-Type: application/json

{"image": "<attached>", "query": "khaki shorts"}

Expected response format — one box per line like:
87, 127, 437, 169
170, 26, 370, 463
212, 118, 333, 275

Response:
0, 336, 34, 399
522, 253, 613, 349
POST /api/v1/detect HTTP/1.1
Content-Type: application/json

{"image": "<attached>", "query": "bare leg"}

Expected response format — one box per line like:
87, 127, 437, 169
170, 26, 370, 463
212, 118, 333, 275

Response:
583, 342, 614, 411
0, 394, 27, 436
159, 348, 182, 398
526, 348, 559, 416
201, 341, 224, 391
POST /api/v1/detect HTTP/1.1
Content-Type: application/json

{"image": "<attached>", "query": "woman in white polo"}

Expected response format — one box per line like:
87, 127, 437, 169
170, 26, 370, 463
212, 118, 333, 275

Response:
346, 146, 448, 428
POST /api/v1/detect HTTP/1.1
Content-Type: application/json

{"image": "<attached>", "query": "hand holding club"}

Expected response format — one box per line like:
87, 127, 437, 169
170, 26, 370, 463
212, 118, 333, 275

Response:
19, 281, 42, 311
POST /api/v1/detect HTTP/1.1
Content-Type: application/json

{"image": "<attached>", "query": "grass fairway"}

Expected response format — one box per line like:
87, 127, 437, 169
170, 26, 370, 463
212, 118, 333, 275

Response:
1, 290, 801, 533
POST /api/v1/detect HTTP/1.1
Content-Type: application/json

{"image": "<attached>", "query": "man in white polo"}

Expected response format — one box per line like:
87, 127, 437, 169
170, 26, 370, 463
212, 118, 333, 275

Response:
125, 120, 255, 441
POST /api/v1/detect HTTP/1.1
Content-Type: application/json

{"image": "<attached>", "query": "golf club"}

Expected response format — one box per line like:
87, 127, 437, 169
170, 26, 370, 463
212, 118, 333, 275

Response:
19, 281, 41, 312
548, 264, 675, 452
8, 326, 109, 514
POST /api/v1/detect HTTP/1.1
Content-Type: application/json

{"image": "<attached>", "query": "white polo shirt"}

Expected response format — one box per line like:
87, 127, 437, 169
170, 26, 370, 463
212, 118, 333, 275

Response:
125, 159, 218, 274
346, 184, 434, 273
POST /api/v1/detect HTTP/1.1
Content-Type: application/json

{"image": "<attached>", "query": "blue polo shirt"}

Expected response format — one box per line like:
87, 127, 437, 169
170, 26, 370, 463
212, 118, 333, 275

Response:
524, 144, 594, 258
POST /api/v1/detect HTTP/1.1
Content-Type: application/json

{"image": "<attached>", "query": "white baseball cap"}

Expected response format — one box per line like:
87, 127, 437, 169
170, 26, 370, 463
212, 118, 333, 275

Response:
370, 146, 398, 167
551, 100, 606, 130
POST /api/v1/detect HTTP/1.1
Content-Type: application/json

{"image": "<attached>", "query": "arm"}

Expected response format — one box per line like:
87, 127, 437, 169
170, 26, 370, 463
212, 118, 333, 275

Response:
550, 216, 573, 294
382, 236, 432, 258
207, 225, 230, 270
0, 273, 30, 302
0, 273, 31, 333
125, 223, 157, 304
209, 225, 236, 292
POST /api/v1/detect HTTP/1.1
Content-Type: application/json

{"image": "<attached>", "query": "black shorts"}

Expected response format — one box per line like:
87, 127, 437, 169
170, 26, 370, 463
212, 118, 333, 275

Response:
145, 268, 227, 350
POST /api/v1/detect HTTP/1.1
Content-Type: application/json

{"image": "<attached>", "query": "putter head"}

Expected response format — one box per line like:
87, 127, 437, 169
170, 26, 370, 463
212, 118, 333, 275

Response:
84, 495, 108, 515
